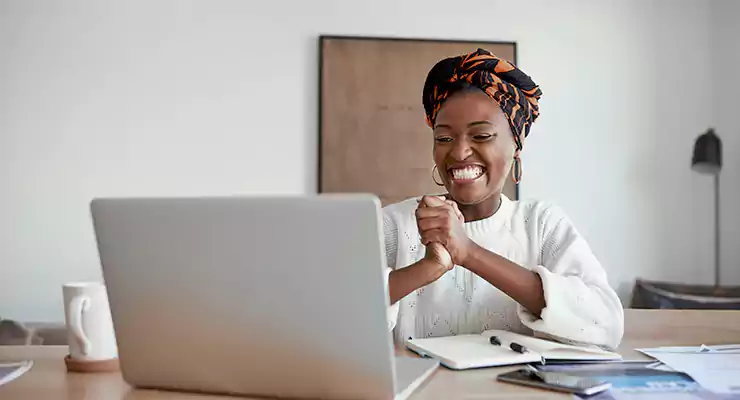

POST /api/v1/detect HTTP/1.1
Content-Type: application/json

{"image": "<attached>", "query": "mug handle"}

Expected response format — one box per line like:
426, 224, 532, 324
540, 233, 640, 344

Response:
69, 295, 92, 356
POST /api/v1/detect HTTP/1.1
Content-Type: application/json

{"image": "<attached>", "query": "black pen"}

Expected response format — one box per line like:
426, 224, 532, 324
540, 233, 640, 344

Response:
510, 342, 528, 353
490, 336, 528, 354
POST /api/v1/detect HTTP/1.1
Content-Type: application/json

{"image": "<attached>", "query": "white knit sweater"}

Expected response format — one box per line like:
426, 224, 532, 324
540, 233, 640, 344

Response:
382, 195, 624, 350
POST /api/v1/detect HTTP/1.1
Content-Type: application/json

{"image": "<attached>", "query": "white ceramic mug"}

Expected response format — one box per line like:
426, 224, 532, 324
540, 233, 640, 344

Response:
62, 282, 118, 361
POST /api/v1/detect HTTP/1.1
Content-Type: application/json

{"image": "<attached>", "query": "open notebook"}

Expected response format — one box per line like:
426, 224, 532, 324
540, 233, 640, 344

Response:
406, 330, 621, 370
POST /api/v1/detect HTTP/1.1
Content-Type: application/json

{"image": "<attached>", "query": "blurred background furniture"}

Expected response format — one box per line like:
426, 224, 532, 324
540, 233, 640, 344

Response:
631, 279, 740, 309
0, 319, 66, 346
631, 128, 737, 310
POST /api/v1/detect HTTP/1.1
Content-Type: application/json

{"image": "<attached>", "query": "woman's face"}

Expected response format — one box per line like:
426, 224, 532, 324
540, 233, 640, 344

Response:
432, 89, 516, 205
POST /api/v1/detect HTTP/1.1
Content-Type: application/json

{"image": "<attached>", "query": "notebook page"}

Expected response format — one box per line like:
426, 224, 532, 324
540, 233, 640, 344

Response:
481, 330, 620, 359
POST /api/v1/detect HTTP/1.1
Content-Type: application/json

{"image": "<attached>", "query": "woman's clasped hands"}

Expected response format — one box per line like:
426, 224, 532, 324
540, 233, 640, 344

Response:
415, 195, 474, 273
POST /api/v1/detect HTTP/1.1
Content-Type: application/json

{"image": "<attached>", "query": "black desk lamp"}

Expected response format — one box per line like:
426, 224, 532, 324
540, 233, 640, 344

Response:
691, 128, 723, 286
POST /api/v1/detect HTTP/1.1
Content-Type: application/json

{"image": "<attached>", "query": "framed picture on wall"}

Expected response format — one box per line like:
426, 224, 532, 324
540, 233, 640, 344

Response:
318, 35, 518, 206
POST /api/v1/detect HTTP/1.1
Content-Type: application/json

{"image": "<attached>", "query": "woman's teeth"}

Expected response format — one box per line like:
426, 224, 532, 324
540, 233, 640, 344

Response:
450, 166, 485, 181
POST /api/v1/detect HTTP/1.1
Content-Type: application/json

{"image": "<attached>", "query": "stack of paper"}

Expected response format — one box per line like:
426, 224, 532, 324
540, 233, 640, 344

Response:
637, 344, 740, 395
0, 360, 33, 387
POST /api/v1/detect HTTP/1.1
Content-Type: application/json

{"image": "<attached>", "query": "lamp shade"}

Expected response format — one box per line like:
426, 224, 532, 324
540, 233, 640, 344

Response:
692, 128, 722, 175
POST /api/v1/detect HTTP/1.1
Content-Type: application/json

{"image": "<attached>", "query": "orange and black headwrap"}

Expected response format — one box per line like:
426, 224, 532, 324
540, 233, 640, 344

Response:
422, 48, 543, 153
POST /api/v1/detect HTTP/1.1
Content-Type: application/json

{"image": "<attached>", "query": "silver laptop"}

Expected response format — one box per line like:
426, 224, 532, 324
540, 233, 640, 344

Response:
90, 194, 438, 400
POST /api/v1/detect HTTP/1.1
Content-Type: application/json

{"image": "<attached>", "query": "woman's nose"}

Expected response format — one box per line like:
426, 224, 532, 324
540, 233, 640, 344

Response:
450, 139, 473, 160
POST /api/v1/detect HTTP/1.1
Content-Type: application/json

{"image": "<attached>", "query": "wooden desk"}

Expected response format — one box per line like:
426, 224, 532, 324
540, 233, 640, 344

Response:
2, 310, 739, 399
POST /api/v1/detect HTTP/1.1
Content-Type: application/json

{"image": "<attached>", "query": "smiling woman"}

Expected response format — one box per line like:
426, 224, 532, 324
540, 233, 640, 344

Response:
383, 49, 624, 350
431, 84, 515, 213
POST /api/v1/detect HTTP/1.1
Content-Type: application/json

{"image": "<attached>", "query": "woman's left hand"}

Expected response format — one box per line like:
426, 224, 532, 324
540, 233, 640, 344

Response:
415, 195, 475, 265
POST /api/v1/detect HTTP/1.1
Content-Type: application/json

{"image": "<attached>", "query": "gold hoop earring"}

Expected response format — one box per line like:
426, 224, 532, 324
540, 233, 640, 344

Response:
512, 156, 522, 184
432, 165, 445, 186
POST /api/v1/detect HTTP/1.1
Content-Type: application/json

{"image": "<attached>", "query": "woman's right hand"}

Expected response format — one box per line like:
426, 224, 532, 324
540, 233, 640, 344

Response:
417, 196, 454, 275
424, 241, 453, 274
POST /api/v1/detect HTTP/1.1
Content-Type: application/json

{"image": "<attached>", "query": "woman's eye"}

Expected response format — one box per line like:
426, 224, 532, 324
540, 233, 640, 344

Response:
473, 134, 493, 141
435, 137, 453, 143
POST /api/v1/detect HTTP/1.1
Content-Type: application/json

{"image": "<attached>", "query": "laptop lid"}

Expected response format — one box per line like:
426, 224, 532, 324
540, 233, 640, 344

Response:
91, 194, 398, 399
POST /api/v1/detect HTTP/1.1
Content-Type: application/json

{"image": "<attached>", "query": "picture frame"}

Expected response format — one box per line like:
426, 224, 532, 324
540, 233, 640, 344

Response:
318, 35, 518, 206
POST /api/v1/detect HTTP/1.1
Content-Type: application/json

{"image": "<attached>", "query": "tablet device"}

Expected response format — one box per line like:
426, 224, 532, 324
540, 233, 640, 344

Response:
497, 367, 611, 396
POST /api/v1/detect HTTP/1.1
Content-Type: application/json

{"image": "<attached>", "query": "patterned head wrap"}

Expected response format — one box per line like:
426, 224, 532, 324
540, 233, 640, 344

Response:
422, 48, 543, 153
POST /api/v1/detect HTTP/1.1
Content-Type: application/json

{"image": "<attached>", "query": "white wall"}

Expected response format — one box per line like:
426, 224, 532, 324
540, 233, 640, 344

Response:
0, 0, 732, 322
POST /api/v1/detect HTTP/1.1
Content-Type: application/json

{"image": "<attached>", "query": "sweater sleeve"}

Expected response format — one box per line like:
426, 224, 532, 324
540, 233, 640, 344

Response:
517, 205, 624, 351
382, 211, 400, 332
